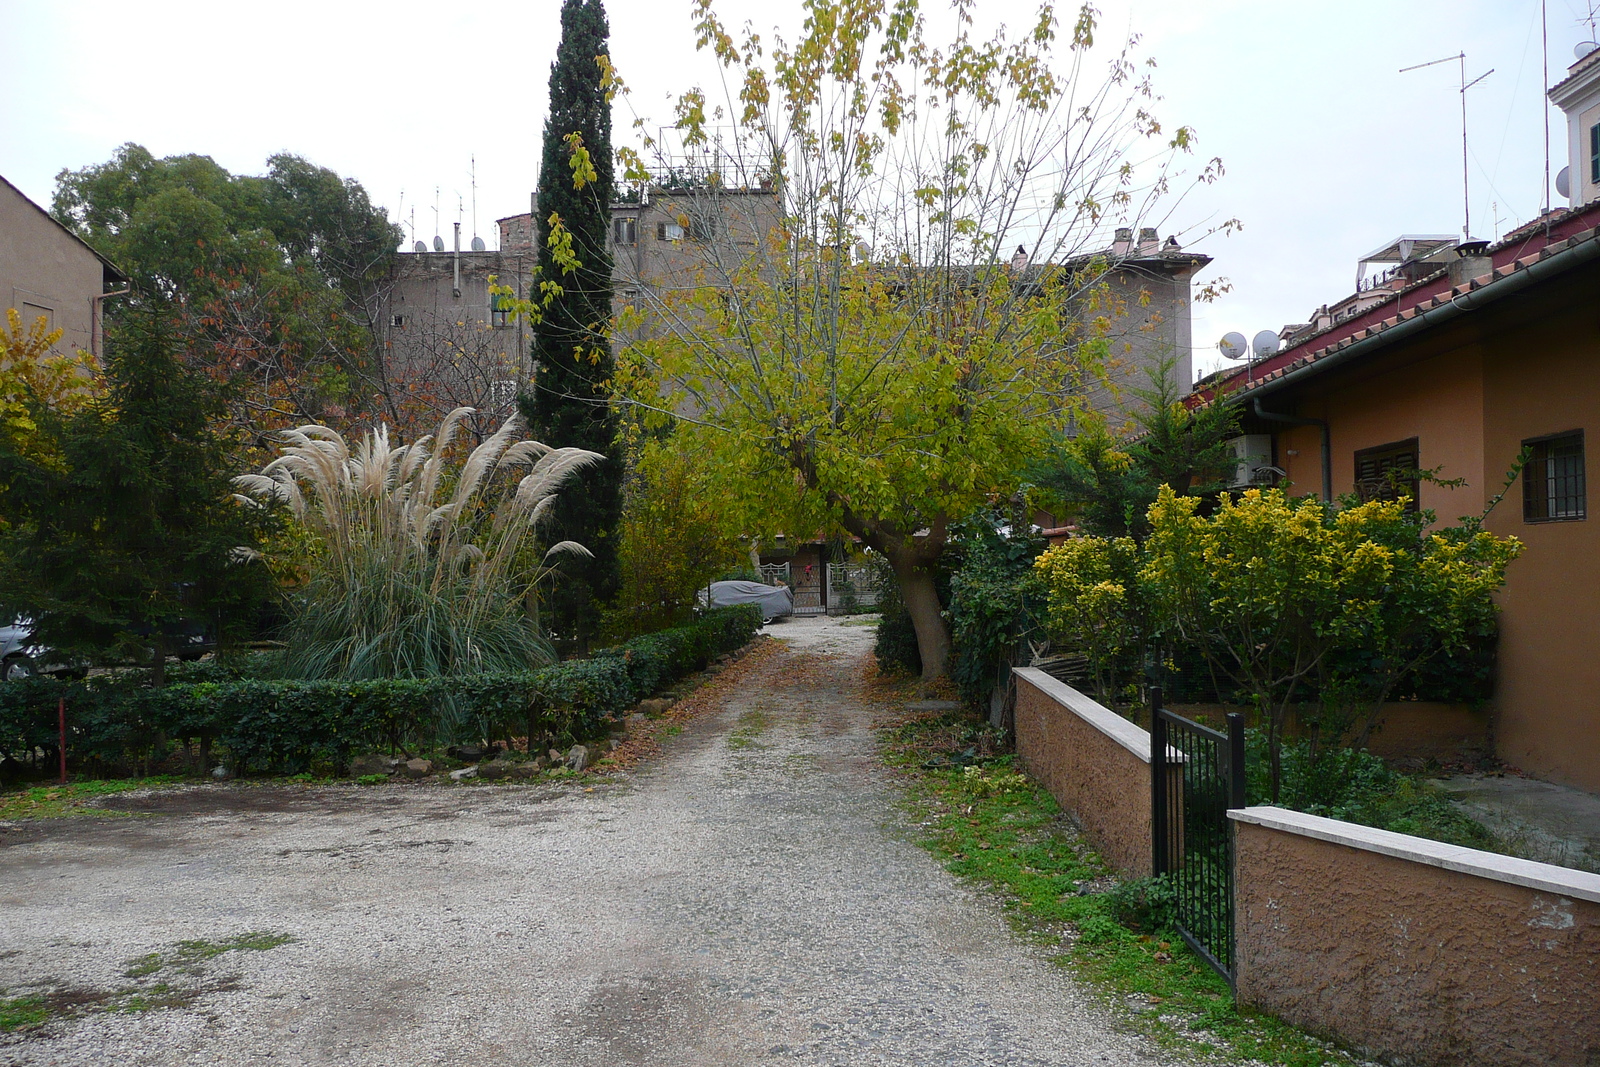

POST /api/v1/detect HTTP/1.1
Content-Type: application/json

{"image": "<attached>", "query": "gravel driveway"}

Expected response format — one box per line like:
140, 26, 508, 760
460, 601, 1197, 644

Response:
1, 617, 1183, 1066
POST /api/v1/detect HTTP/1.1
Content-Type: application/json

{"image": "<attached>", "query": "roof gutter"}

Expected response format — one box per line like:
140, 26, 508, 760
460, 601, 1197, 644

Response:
1235, 231, 1600, 404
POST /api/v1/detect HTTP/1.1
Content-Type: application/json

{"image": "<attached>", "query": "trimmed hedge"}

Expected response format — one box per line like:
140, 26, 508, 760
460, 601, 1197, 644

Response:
0, 604, 762, 775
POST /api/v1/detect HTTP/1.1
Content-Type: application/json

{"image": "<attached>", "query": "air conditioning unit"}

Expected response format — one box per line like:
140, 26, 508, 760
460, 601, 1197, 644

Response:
1225, 434, 1274, 489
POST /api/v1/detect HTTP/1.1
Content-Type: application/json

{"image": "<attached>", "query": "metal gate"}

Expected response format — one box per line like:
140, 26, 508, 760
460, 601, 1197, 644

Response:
1150, 687, 1246, 986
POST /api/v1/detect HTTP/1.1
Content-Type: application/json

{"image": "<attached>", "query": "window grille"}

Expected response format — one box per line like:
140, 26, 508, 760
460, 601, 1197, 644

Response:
613, 217, 637, 246
1354, 438, 1419, 511
1523, 431, 1586, 522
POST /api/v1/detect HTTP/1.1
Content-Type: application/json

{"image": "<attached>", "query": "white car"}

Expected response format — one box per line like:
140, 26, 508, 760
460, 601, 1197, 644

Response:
0, 618, 48, 680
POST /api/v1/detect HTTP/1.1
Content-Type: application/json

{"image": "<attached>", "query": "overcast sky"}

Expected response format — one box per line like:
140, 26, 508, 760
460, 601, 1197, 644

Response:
4, 0, 1596, 381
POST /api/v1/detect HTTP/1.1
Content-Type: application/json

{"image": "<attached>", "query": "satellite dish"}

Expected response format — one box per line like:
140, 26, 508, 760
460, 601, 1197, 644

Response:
1576, 41, 1599, 60
413, 241, 428, 253
470, 236, 486, 251
1217, 331, 1248, 360
1251, 329, 1279, 360
432, 235, 445, 252
1556, 166, 1571, 200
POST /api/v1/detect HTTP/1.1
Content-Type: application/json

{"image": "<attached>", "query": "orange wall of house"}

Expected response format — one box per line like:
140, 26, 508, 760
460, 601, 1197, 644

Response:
1271, 309, 1600, 792
1270, 351, 1487, 513
1481, 321, 1600, 792
1323, 351, 1487, 515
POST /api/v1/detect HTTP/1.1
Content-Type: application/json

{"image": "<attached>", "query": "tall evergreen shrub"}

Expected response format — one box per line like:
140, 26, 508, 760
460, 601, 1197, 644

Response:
520, 0, 623, 650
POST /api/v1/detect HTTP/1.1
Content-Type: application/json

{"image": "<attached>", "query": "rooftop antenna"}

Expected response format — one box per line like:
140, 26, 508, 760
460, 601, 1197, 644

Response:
470, 154, 478, 244
1575, 4, 1600, 62
397, 188, 410, 247
432, 187, 441, 249
1401, 52, 1493, 241
1543, 0, 1550, 223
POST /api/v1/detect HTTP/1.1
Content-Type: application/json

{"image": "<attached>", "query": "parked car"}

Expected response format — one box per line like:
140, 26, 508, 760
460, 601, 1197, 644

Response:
0, 618, 55, 680
0, 616, 213, 680
705, 580, 794, 621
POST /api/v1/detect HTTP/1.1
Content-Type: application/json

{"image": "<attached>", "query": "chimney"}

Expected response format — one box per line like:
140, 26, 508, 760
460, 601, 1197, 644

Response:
1447, 240, 1492, 287
1137, 227, 1159, 254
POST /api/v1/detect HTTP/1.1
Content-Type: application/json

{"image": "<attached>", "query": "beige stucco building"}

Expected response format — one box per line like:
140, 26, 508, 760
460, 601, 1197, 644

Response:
0, 174, 123, 354
375, 226, 537, 433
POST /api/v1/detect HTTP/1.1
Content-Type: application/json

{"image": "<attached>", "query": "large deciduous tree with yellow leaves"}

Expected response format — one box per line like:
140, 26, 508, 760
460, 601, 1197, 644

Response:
610, 0, 1219, 679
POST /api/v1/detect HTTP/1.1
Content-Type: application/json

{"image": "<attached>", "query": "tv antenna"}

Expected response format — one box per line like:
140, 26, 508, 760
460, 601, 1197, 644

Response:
470, 155, 479, 245
1400, 52, 1493, 241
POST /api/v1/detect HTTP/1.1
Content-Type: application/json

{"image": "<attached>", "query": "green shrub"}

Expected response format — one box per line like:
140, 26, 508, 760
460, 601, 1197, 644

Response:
873, 554, 928, 675
0, 605, 762, 776
1104, 874, 1178, 934
947, 512, 1047, 709
1245, 732, 1495, 851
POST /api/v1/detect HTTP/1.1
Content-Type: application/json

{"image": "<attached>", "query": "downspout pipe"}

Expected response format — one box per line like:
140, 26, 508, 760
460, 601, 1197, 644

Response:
1253, 397, 1332, 501
452, 222, 462, 298
89, 287, 130, 358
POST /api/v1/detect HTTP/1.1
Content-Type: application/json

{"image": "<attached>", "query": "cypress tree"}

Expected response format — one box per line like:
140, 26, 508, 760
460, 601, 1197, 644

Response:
520, 0, 621, 650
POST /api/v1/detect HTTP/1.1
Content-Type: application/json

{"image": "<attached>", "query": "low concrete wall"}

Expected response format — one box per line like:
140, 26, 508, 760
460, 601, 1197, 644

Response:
1013, 668, 1178, 877
1231, 806, 1600, 1067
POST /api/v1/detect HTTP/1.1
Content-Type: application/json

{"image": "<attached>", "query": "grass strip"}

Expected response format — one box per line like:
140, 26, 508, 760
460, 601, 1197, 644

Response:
879, 704, 1373, 1067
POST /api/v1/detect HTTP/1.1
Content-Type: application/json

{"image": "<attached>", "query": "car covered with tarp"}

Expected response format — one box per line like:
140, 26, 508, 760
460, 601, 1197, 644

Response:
705, 581, 793, 621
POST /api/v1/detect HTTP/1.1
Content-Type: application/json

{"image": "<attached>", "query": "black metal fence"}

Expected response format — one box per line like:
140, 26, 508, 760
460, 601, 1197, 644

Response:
1151, 687, 1246, 986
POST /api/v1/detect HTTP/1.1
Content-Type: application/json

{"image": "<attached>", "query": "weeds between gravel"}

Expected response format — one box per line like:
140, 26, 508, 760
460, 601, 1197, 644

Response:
0, 932, 295, 1036
875, 689, 1376, 1067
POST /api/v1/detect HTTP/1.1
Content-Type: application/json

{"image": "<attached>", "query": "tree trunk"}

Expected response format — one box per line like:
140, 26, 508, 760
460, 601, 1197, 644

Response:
149, 636, 168, 690
887, 552, 950, 683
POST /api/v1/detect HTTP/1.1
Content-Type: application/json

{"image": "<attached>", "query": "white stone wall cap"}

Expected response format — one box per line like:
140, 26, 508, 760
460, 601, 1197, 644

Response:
1012, 667, 1186, 764
1229, 804, 1600, 905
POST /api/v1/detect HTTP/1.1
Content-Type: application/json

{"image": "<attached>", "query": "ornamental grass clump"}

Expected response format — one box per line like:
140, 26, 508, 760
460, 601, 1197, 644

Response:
236, 407, 601, 680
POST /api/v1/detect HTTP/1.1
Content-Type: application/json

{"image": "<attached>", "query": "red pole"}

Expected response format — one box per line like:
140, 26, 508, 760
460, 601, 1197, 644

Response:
58, 697, 67, 785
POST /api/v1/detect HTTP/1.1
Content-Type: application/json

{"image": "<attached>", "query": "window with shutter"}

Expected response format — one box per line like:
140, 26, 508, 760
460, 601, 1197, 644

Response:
1354, 438, 1420, 510
1523, 431, 1586, 522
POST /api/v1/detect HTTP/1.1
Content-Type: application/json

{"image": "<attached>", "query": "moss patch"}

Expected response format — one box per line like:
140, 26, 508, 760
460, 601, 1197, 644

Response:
123, 931, 296, 978
727, 710, 771, 750
0, 777, 186, 820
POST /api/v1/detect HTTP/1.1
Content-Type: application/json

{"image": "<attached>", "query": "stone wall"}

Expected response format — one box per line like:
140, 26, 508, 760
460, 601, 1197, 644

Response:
1231, 806, 1600, 1067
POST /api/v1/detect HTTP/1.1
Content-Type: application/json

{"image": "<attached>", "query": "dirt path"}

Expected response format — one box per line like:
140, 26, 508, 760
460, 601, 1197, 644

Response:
1, 619, 1179, 1066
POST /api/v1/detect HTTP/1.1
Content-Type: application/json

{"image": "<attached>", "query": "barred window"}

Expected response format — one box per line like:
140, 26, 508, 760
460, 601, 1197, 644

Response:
1354, 438, 1419, 511
1523, 431, 1586, 522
